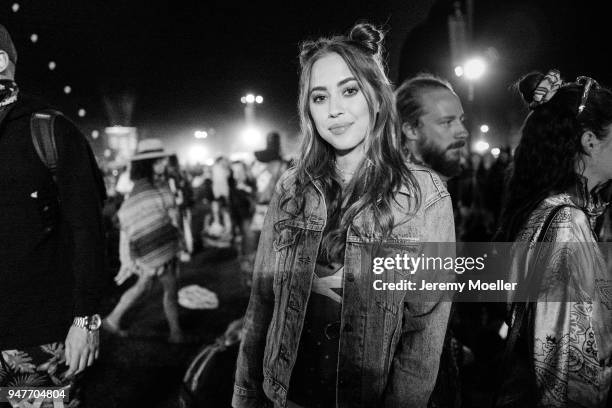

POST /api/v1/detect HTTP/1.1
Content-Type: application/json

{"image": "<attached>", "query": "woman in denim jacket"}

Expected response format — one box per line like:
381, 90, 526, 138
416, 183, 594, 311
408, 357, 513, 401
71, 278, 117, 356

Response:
233, 23, 455, 408
497, 71, 612, 407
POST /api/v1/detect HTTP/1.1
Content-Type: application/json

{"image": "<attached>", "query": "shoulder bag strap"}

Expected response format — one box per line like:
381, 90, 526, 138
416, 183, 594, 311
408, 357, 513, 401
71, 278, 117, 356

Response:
491, 204, 574, 407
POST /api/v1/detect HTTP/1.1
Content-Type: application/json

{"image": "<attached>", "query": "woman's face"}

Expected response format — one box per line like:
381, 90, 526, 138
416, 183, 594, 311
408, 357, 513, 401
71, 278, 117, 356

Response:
308, 52, 371, 154
153, 157, 168, 175
231, 163, 246, 181
591, 129, 612, 182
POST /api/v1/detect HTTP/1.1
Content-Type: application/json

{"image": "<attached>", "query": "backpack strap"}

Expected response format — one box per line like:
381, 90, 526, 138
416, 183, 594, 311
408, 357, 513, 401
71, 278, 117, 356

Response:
30, 109, 62, 182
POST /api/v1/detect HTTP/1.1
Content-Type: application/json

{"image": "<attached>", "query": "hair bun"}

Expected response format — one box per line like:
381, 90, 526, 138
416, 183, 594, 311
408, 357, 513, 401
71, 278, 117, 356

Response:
349, 23, 384, 56
516, 71, 545, 105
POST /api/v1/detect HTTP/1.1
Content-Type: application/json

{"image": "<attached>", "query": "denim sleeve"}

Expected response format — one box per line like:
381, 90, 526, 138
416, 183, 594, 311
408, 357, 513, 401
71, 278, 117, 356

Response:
232, 175, 286, 408
384, 194, 455, 407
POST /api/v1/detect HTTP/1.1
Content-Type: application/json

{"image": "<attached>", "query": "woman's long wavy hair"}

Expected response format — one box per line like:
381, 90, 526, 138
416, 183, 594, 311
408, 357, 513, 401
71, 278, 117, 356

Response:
497, 71, 612, 241
279, 23, 420, 262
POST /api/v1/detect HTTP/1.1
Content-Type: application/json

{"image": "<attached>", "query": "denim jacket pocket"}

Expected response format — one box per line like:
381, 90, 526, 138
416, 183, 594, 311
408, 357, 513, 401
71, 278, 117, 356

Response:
372, 240, 420, 316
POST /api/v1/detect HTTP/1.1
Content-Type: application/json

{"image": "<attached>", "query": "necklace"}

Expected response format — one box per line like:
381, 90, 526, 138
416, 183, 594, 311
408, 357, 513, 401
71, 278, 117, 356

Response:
335, 164, 356, 184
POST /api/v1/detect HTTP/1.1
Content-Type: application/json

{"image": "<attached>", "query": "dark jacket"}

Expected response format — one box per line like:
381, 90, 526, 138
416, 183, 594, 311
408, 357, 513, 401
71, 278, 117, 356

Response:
0, 95, 106, 349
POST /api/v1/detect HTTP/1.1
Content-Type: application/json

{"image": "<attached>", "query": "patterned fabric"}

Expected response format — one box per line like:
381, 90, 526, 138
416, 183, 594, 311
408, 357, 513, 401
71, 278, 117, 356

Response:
118, 179, 180, 270
529, 69, 562, 109
0, 80, 18, 109
0, 343, 80, 407
507, 181, 612, 407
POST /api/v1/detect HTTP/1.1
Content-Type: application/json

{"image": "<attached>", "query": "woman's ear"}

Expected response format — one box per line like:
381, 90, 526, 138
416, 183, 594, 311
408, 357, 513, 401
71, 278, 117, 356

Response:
581, 130, 599, 155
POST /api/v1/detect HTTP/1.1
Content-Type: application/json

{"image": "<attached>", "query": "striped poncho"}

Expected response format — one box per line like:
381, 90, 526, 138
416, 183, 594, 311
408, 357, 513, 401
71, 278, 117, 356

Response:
118, 179, 180, 270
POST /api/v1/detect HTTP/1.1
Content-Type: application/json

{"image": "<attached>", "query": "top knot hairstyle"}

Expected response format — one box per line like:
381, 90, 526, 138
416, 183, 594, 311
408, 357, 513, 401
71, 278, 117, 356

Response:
285, 22, 420, 262
497, 70, 612, 241
348, 23, 383, 56
299, 23, 387, 72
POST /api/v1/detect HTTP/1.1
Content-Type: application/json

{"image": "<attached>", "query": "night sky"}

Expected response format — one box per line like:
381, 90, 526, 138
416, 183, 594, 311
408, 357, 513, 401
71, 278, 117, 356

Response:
2, 0, 609, 159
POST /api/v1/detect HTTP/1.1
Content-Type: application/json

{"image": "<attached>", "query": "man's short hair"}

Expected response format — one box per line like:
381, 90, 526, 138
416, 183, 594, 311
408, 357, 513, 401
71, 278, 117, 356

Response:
396, 73, 454, 127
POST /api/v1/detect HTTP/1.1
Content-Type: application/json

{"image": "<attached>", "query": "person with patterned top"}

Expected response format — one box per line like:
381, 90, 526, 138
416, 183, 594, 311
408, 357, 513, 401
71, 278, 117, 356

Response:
103, 139, 187, 344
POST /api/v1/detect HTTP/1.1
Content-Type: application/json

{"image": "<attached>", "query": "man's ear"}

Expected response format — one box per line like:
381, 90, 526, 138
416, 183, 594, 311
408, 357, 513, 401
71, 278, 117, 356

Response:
0, 51, 9, 75
401, 122, 419, 141
580, 130, 599, 156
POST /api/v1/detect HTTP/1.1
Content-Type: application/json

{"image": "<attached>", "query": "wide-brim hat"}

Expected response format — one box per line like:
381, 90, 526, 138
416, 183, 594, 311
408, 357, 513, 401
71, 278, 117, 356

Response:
254, 132, 282, 163
131, 138, 172, 161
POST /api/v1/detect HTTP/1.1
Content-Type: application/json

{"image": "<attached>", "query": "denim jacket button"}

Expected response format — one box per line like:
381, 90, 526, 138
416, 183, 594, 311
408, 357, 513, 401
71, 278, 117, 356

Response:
345, 272, 355, 282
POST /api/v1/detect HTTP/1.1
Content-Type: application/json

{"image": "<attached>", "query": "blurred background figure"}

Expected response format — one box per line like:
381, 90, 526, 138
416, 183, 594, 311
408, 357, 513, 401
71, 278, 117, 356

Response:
229, 160, 256, 256
104, 139, 187, 344
201, 197, 235, 258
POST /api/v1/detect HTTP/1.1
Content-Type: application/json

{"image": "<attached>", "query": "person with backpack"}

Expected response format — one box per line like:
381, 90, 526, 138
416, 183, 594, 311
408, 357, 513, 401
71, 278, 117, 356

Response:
0, 24, 107, 406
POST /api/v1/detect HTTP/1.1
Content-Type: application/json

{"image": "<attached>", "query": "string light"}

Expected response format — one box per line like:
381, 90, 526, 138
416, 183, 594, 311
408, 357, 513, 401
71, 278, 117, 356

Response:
11, 3, 19, 12
63, 86, 72, 94
78, 108, 86, 117
48, 61, 56, 70
30, 33, 38, 43
91, 130, 100, 139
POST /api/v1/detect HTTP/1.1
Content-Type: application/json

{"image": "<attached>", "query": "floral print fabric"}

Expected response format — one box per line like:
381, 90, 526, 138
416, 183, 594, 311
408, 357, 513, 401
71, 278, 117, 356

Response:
0, 342, 79, 407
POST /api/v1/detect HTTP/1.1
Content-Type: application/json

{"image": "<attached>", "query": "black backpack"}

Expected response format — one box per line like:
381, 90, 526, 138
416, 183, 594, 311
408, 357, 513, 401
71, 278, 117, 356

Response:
30, 109, 107, 204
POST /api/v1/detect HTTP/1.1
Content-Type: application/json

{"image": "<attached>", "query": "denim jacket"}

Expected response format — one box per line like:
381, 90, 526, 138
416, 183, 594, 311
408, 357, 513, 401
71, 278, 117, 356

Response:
233, 164, 455, 408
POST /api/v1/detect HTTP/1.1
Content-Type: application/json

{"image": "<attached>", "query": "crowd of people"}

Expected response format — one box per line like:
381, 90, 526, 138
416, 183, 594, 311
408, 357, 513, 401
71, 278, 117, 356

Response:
3, 19, 612, 408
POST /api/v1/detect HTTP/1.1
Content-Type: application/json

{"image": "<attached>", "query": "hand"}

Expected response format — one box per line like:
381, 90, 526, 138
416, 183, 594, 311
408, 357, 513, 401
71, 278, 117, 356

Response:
115, 263, 136, 285
64, 325, 99, 378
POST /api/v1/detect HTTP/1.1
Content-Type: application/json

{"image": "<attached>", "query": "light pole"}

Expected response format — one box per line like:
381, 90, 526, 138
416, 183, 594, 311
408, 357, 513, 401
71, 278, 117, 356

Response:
454, 57, 487, 149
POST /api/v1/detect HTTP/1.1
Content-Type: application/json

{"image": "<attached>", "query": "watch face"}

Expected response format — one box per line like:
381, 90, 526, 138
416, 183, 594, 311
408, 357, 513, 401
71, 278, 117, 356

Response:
89, 314, 102, 330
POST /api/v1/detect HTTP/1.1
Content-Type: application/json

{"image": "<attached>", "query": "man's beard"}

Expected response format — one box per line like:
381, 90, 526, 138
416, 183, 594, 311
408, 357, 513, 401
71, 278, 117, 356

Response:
418, 137, 464, 178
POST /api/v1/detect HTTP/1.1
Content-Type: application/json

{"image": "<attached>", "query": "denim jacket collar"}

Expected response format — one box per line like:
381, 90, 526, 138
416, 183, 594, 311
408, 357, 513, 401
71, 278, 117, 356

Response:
304, 165, 413, 198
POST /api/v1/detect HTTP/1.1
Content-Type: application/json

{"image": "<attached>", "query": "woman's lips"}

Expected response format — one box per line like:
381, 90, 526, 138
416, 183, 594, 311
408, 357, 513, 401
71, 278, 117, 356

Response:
329, 123, 353, 135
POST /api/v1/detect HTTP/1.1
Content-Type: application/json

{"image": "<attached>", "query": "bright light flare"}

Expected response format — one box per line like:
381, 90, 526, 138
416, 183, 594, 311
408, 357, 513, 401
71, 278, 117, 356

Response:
464, 58, 487, 80
245, 94, 256, 104
255, 95, 263, 104
240, 127, 264, 150
474, 140, 490, 153
194, 130, 208, 139
480, 124, 490, 133
454, 66, 464, 77
491, 147, 501, 158
188, 145, 208, 165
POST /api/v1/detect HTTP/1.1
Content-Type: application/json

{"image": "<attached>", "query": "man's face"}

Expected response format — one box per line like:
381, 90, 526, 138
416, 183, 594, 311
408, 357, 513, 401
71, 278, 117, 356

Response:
413, 89, 468, 178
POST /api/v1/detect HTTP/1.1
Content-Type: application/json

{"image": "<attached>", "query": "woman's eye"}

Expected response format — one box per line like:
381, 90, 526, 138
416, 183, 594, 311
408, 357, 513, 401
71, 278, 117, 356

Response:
344, 87, 359, 96
312, 94, 326, 103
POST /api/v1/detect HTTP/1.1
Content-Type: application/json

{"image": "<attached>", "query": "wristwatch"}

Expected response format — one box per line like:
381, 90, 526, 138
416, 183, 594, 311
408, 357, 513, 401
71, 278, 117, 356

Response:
72, 314, 102, 332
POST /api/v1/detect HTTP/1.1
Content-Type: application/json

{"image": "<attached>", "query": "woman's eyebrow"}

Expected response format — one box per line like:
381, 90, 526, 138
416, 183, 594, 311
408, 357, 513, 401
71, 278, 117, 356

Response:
309, 77, 357, 95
